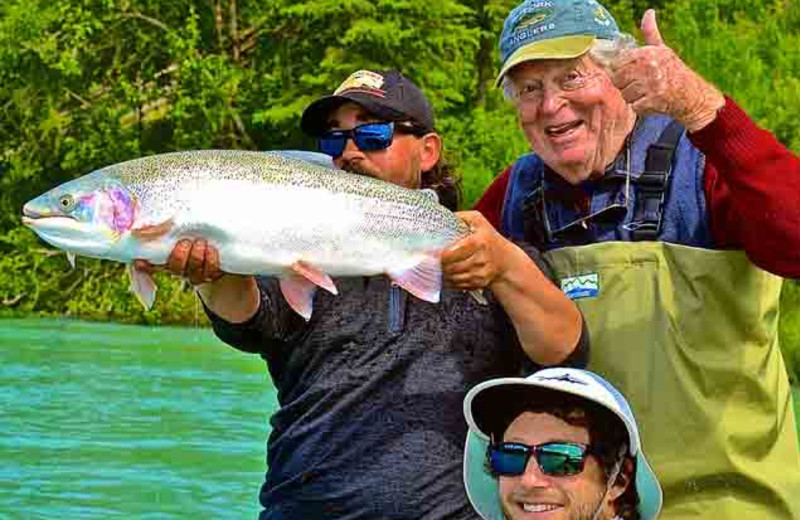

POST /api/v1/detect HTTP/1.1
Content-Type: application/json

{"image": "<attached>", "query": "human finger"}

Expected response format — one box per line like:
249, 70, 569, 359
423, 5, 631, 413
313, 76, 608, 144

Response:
447, 272, 482, 290
608, 47, 640, 74
443, 254, 482, 277
641, 9, 665, 47
442, 234, 479, 265
608, 60, 640, 91
167, 240, 192, 277
203, 243, 223, 283
619, 80, 649, 106
186, 239, 209, 285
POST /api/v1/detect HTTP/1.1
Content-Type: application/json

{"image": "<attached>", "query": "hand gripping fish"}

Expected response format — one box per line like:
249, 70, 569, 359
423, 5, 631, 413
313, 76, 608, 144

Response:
22, 150, 483, 319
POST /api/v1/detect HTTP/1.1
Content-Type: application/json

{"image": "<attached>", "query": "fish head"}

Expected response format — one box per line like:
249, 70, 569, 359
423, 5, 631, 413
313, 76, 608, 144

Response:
21, 171, 138, 258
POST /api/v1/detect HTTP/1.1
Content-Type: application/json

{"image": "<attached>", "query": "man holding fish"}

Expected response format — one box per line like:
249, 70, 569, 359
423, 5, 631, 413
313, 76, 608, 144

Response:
139, 70, 588, 519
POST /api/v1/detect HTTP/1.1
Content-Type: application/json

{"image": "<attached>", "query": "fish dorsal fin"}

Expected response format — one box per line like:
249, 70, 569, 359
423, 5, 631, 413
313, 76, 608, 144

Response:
419, 189, 439, 203
273, 151, 337, 170
387, 254, 442, 304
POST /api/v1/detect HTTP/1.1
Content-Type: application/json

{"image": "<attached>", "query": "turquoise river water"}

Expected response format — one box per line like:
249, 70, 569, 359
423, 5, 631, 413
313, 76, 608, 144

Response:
0, 318, 276, 520
2, 317, 798, 520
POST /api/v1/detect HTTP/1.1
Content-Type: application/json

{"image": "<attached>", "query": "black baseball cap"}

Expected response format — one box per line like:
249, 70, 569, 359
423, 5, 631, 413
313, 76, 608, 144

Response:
301, 69, 435, 136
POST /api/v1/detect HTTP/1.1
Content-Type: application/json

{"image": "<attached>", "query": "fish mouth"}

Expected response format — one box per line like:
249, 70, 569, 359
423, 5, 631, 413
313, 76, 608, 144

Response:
21, 214, 75, 228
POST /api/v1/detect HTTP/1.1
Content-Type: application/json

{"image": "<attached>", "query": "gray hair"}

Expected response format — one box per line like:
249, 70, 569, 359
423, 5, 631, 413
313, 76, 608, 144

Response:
501, 33, 638, 102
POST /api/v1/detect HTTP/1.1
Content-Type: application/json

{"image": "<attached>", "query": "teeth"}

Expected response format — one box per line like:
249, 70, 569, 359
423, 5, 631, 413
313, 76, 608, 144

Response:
522, 503, 560, 513
546, 121, 581, 135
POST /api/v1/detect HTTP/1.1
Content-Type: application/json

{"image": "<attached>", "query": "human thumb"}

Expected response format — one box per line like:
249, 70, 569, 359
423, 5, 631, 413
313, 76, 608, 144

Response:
641, 9, 665, 46
456, 210, 489, 232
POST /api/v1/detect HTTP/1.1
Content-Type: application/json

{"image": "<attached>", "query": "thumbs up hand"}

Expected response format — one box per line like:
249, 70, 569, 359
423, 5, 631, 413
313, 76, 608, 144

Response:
609, 9, 725, 132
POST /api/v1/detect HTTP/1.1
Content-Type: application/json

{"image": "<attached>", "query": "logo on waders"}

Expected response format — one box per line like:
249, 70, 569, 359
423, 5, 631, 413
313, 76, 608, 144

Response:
560, 273, 599, 300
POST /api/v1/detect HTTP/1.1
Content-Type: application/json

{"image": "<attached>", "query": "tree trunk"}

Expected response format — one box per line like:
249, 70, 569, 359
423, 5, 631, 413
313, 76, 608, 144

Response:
229, 0, 239, 61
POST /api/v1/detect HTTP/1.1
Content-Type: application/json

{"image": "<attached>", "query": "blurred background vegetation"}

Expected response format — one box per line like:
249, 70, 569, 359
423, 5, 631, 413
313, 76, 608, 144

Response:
0, 0, 798, 381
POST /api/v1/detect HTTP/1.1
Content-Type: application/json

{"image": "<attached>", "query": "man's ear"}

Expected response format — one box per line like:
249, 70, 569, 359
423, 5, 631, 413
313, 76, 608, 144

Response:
607, 457, 634, 503
419, 132, 442, 172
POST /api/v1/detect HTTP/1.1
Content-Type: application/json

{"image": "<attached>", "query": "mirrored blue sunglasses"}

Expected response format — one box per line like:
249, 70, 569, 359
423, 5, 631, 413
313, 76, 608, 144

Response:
488, 441, 591, 477
318, 121, 424, 158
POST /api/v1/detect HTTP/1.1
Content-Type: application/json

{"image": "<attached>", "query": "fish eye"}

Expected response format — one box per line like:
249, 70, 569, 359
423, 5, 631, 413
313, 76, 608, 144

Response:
59, 194, 76, 212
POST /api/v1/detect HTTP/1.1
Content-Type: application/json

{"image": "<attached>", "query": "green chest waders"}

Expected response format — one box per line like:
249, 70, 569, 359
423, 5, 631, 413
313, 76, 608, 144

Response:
546, 242, 800, 519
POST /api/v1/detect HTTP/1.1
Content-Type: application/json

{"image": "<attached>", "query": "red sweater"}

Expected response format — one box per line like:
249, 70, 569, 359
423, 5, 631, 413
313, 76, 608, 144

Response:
474, 98, 800, 278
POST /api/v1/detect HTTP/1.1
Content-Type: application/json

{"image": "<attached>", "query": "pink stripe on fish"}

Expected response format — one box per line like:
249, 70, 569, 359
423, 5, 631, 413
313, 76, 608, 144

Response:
108, 188, 136, 233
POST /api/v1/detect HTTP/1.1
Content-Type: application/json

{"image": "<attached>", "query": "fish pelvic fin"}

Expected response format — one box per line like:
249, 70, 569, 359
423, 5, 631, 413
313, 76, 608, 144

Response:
387, 254, 442, 304
279, 275, 318, 321
131, 219, 174, 241
291, 260, 338, 295
127, 263, 157, 310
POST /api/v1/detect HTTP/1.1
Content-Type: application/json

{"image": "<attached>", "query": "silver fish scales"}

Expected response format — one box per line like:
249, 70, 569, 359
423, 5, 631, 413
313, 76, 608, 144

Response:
22, 150, 473, 319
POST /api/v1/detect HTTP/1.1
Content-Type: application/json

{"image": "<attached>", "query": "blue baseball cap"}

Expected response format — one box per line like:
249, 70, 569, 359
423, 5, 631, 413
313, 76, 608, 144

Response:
463, 367, 663, 520
496, 0, 621, 85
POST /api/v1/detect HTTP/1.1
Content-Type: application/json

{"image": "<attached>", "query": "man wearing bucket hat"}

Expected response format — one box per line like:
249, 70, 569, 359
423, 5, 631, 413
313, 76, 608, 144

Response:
463, 367, 662, 520
467, 0, 800, 519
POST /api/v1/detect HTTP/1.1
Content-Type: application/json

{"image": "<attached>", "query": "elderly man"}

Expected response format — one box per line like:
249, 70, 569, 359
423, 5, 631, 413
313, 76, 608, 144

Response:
463, 367, 662, 520
470, 1, 800, 519
138, 69, 587, 519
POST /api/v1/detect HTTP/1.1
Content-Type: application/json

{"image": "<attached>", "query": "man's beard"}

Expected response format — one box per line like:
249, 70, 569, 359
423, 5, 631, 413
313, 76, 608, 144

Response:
501, 488, 607, 520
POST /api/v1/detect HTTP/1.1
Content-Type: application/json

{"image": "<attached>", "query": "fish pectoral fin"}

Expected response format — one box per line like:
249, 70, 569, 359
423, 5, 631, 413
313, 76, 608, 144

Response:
290, 260, 338, 295
126, 263, 157, 310
387, 255, 442, 304
469, 290, 488, 305
131, 219, 174, 241
279, 276, 318, 321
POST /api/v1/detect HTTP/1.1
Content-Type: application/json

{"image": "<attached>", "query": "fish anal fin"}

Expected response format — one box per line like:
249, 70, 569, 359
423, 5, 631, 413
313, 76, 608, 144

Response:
131, 219, 174, 241
290, 260, 338, 295
126, 263, 157, 310
387, 255, 442, 304
279, 276, 317, 321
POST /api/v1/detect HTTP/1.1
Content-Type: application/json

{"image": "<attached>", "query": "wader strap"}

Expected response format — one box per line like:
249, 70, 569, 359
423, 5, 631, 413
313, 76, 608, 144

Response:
630, 120, 685, 241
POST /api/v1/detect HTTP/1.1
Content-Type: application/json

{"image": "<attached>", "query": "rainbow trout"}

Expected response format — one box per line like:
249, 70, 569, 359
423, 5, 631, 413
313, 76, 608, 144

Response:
21, 150, 475, 319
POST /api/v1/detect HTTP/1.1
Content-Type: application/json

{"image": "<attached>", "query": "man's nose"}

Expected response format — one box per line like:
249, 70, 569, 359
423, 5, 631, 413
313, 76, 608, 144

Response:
517, 457, 551, 489
539, 86, 567, 115
339, 136, 364, 161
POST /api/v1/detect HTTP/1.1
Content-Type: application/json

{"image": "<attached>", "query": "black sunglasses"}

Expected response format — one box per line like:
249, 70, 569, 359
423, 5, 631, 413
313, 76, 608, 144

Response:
488, 441, 592, 477
318, 121, 426, 158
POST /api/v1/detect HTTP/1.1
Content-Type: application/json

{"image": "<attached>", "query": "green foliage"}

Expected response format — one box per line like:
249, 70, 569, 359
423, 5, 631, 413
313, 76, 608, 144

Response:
0, 227, 205, 325
439, 98, 530, 208
781, 281, 800, 383
0, 0, 799, 383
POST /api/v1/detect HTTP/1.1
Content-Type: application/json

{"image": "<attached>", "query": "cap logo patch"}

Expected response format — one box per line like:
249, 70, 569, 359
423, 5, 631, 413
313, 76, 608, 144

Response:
594, 7, 611, 26
560, 273, 599, 300
334, 70, 386, 98
514, 6, 555, 32
539, 373, 588, 385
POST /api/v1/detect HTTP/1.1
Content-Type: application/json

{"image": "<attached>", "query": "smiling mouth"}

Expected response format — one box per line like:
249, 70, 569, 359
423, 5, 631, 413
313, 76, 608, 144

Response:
545, 121, 583, 136
522, 503, 563, 514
